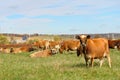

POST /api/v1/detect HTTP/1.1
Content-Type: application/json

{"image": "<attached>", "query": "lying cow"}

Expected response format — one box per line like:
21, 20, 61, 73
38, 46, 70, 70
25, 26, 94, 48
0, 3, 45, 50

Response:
10, 46, 36, 54
0, 48, 11, 53
30, 49, 57, 58
76, 35, 111, 68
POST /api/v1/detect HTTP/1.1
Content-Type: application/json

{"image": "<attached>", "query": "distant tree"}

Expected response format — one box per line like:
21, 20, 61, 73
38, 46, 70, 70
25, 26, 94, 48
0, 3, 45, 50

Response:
94, 34, 101, 38
0, 35, 9, 44
27, 39, 39, 44
53, 35, 62, 41
33, 33, 39, 36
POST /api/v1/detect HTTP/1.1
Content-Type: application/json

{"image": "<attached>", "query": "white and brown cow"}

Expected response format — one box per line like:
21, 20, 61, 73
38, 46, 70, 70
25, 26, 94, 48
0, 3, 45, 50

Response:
76, 35, 111, 68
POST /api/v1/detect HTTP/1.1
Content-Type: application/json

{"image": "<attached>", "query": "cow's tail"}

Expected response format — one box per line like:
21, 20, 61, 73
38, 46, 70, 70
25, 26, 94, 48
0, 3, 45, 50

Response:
106, 39, 111, 68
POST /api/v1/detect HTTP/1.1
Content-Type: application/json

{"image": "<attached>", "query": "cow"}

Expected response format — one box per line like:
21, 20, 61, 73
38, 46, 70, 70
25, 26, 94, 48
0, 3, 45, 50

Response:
49, 41, 60, 49
76, 35, 111, 68
117, 44, 120, 50
108, 39, 118, 49
20, 46, 35, 52
108, 39, 120, 50
10, 46, 36, 54
0, 47, 11, 53
10, 47, 22, 53
49, 41, 60, 53
59, 39, 80, 53
33, 40, 49, 50
30, 49, 57, 58
116, 40, 120, 50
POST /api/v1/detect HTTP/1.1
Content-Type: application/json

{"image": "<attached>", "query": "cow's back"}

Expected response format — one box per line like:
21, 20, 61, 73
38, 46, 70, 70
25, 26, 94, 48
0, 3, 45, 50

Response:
59, 39, 80, 53
86, 38, 109, 58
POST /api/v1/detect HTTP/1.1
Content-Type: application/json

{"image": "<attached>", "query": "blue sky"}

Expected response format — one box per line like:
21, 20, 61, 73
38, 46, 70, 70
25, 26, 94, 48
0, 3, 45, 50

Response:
0, 0, 120, 34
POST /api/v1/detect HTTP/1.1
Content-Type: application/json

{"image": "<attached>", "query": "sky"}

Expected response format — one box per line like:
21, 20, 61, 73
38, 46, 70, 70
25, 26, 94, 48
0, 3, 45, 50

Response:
0, 0, 120, 34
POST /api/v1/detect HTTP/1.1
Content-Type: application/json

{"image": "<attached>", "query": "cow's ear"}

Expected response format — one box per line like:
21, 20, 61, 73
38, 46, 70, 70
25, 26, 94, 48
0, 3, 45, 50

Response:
76, 35, 80, 39
87, 35, 91, 39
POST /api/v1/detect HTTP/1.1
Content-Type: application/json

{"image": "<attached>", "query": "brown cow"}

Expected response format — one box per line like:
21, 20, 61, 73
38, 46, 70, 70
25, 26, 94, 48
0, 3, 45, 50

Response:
76, 35, 111, 68
0, 48, 11, 53
30, 49, 57, 58
108, 39, 118, 49
49, 41, 60, 53
33, 40, 49, 50
10, 47, 22, 53
49, 41, 60, 49
116, 40, 120, 50
11, 46, 36, 54
117, 45, 120, 50
108, 39, 120, 50
59, 39, 80, 53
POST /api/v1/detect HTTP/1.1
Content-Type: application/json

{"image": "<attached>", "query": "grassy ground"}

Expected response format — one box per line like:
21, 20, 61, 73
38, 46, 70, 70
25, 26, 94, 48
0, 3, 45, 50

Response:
0, 49, 120, 80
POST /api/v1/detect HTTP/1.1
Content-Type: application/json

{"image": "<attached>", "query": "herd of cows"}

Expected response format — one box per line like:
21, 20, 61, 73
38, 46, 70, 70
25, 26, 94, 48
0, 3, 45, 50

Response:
0, 34, 120, 67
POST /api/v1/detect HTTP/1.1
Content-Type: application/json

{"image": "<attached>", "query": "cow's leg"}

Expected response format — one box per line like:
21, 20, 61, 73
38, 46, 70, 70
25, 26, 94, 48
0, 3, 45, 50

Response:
107, 55, 111, 68
91, 58, 94, 67
99, 58, 104, 68
84, 55, 89, 67
85, 58, 89, 67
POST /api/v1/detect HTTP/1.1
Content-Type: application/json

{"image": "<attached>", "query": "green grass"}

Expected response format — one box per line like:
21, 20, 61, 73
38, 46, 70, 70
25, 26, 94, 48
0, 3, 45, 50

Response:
0, 49, 120, 80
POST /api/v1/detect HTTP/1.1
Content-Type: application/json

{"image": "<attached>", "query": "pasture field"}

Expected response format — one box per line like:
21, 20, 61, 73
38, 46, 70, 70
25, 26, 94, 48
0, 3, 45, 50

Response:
0, 49, 120, 80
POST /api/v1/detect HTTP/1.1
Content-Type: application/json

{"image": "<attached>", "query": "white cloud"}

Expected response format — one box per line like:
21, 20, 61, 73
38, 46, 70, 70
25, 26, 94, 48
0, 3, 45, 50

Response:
0, 0, 120, 34
1, 18, 54, 27
0, 17, 54, 34
0, 0, 120, 17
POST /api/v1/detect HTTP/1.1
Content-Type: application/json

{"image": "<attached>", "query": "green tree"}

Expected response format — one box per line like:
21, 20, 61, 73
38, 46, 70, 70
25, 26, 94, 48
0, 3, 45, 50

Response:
94, 34, 101, 38
0, 35, 9, 44
27, 39, 39, 44
53, 35, 62, 41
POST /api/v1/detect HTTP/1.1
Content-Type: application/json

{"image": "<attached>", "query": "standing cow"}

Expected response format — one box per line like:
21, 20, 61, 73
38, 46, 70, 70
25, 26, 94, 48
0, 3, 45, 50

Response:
108, 39, 118, 49
33, 40, 49, 50
76, 35, 111, 68
59, 39, 80, 53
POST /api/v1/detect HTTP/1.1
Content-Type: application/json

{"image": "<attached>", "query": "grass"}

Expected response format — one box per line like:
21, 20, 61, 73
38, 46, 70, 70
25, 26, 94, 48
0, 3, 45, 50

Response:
0, 49, 120, 80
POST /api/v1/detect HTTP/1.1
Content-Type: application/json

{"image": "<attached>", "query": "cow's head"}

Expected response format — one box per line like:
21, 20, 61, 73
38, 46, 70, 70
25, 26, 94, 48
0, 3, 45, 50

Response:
77, 46, 83, 56
59, 42, 64, 54
51, 48, 58, 55
59, 48, 63, 53
76, 35, 90, 47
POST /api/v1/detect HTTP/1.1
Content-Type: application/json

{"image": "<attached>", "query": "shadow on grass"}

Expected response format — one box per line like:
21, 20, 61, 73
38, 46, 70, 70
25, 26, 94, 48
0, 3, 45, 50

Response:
71, 63, 86, 68
70, 62, 100, 68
